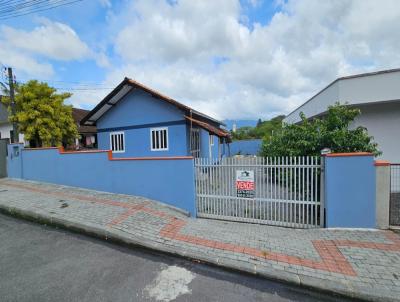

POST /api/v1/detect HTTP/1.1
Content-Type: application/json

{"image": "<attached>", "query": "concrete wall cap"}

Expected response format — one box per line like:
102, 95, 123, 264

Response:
325, 152, 373, 157
374, 160, 390, 166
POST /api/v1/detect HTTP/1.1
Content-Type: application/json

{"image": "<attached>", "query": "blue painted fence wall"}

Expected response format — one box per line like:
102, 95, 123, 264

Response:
324, 154, 376, 228
7, 144, 196, 216
229, 139, 262, 156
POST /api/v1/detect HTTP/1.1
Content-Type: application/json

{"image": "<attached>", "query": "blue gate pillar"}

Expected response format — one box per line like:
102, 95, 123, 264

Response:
324, 152, 376, 228
7, 143, 24, 179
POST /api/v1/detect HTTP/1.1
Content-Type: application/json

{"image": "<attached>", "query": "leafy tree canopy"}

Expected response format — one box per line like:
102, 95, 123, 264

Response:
231, 115, 285, 141
1, 80, 78, 147
261, 103, 381, 157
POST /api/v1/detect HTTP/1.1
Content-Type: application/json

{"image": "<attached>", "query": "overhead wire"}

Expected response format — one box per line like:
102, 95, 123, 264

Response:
0, 0, 78, 13
0, 0, 84, 20
15, 80, 115, 92
0, 0, 50, 14
0, 0, 82, 18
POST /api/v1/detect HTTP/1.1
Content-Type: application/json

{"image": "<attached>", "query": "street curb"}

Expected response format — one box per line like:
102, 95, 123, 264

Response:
0, 204, 397, 302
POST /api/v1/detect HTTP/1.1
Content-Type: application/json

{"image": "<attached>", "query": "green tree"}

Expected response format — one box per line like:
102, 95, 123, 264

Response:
1, 80, 78, 147
231, 115, 284, 141
261, 103, 380, 157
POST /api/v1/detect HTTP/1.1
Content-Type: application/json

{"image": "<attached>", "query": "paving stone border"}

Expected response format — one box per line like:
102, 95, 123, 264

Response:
1, 178, 400, 302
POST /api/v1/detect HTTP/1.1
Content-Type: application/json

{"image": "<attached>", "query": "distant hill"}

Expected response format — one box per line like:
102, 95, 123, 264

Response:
230, 115, 285, 141
223, 119, 257, 130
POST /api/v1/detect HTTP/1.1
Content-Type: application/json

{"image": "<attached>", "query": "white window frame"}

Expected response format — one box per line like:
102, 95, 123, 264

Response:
208, 133, 214, 159
209, 134, 214, 146
150, 127, 169, 151
109, 131, 125, 153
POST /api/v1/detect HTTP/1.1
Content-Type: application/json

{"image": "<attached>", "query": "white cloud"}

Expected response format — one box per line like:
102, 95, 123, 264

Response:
0, 18, 110, 82
103, 0, 400, 120
1, 19, 91, 61
0, 41, 54, 78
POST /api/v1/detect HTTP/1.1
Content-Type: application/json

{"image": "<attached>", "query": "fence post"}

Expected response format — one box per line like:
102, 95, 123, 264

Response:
320, 156, 325, 227
324, 152, 375, 228
7, 143, 24, 179
375, 161, 390, 229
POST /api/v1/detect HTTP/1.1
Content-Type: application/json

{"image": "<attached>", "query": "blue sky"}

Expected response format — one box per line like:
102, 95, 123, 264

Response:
1, 0, 399, 121
2, 0, 279, 85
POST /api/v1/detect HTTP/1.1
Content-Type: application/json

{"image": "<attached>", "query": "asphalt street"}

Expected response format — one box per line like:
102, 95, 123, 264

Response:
0, 213, 359, 302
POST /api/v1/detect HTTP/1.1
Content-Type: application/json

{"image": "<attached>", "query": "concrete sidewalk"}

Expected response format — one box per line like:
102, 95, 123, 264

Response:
0, 179, 399, 302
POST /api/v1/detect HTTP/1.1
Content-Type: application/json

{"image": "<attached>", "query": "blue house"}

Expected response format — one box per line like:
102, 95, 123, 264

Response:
81, 78, 230, 158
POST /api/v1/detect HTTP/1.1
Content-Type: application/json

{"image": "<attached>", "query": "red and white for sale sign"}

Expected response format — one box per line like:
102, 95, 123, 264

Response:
236, 170, 255, 198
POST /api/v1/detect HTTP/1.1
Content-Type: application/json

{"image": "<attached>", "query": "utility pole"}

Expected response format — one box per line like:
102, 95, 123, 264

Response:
7, 67, 18, 143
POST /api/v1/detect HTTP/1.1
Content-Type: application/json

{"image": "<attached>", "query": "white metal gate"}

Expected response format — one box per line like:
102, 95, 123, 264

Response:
195, 157, 324, 228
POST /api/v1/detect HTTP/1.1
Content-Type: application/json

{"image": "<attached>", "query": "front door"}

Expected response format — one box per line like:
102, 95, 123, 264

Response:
190, 128, 200, 158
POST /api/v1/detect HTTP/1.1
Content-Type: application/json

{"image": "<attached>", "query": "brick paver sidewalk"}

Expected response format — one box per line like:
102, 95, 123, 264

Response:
0, 179, 399, 302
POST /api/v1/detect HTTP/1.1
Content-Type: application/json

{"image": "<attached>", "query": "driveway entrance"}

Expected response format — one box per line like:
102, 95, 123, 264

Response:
195, 156, 324, 228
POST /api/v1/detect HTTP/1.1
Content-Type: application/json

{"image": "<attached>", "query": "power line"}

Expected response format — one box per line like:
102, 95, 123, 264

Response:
0, 0, 84, 20
0, 0, 50, 15
16, 77, 119, 90
55, 87, 114, 91
0, 0, 82, 18
18, 78, 115, 86
0, 0, 27, 5
16, 81, 114, 91
0, 0, 79, 14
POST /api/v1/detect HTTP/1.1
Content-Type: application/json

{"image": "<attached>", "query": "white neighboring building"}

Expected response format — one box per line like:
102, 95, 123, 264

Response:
0, 103, 26, 144
284, 68, 400, 163
0, 102, 97, 148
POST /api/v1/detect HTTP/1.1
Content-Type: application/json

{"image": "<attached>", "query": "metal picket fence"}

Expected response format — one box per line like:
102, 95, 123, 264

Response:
390, 164, 400, 226
195, 157, 324, 228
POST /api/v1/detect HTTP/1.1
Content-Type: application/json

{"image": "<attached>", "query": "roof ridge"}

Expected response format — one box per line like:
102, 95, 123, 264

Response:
81, 77, 225, 126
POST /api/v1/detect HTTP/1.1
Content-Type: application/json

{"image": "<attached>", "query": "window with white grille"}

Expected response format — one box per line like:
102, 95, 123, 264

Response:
151, 127, 168, 151
110, 131, 125, 153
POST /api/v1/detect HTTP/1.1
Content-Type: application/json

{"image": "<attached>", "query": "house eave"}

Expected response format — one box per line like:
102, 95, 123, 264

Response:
81, 77, 225, 127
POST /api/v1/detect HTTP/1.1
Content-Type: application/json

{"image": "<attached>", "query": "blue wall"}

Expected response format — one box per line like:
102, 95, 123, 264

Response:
97, 89, 189, 157
198, 129, 221, 159
325, 154, 376, 228
229, 139, 262, 156
98, 90, 184, 128
200, 129, 209, 158
98, 123, 188, 158
7, 144, 196, 216
95, 89, 227, 159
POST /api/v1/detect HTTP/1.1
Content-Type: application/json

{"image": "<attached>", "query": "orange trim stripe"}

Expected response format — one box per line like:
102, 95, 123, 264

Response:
325, 152, 373, 157
21, 146, 193, 161
23, 147, 59, 150
374, 160, 390, 166
60, 150, 110, 154
110, 156, 193, 161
